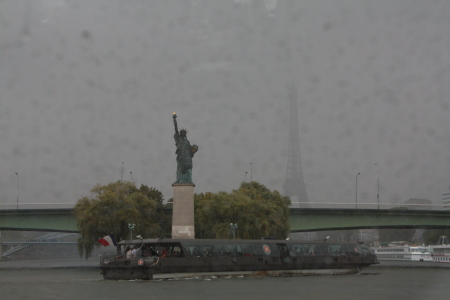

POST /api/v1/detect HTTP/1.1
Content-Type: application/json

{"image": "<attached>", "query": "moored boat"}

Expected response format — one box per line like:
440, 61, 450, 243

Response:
430, 236, 450, 263
372, 244, 432, 262
410, 246, 433, 262
100, 238, 378, 280
430, 245, 450, 263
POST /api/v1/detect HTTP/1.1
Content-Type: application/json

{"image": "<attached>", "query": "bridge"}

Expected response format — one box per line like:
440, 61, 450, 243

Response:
289, 208, 450, 232
2, 207, 450, 233
0, 209, 77, 232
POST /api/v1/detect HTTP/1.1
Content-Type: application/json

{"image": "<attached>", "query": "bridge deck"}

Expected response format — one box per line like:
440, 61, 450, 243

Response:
0, 209, 78, 232
2, 208, 450, 233
289, 208, 450, 232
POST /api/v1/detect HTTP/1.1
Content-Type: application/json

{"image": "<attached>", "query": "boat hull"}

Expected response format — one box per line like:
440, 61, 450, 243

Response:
100, 238, 378, 280
101, 267, 362, 280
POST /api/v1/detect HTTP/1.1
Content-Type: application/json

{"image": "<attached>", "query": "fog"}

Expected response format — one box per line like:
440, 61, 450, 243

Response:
1, 0, 449, 208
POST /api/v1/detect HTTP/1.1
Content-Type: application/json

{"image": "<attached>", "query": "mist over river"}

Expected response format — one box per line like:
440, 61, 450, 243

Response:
1, 259, 450, 300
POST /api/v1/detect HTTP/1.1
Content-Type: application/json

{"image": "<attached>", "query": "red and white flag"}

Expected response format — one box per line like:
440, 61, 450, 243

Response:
98, 234, 117, 247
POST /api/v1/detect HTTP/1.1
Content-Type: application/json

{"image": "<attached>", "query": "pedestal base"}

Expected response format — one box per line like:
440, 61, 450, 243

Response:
171, 183, 195, 239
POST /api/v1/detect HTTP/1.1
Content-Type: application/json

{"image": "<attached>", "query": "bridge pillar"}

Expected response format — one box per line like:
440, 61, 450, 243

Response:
171, 183, 195, 239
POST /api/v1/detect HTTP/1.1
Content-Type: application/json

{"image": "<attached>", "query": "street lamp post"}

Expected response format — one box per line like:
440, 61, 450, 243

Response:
355, 172, 360, 209
245, 172, 248, 182
250, 163, 252, 182
230, 223, 238, 239
376, 164, 380, 209
121, 162, 124, 181
128, 223, 135, 241
130, 172, 132, 181
15, 173, 19, 210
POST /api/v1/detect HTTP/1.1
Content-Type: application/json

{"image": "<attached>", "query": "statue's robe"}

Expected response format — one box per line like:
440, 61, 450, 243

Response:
174, 133, 194, 183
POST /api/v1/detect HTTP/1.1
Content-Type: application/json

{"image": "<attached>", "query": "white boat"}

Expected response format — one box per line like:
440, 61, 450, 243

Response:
409, 246, 433, 262
430, 245, 450, 263
430, 236, 450, 263
373, 244, 432, 262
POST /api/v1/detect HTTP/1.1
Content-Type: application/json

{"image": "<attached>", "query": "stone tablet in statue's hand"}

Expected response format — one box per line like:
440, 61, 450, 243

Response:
191, 145, 199, 155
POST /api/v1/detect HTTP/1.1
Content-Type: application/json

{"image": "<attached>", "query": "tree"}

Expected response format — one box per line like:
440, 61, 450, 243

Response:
377, 229, 416, 244
422, 229, 450, 245
138, 184, 171, 236
74, 181, 167, 259
194, 181, 291, 239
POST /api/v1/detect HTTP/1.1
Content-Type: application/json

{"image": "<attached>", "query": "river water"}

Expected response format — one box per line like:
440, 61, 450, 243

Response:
1, 259, 449, 300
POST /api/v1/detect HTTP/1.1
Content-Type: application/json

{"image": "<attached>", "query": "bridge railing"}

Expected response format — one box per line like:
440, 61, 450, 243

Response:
290, 202, 446, 210
0, 203, 75, 210
0, 202, 446, 211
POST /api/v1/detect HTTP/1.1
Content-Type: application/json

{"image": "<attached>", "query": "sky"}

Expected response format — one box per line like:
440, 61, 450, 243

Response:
1, 0, 449, 209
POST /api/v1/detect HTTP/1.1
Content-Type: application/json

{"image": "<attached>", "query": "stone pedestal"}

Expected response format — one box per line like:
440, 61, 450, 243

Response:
171, 183, 195, 239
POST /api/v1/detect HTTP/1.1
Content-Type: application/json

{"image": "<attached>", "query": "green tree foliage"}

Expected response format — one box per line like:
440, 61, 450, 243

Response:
422, 229, 450, 245
74, 181, 167, 259
138, 184, 171, 236
194, 181, 290, 239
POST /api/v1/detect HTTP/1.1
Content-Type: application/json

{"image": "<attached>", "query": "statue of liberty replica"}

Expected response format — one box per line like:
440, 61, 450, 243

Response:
171, 113, 198, 238
172, 113, 199, 183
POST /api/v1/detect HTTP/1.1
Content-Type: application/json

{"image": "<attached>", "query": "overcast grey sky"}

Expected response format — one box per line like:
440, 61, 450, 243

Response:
1, 0, 449, 208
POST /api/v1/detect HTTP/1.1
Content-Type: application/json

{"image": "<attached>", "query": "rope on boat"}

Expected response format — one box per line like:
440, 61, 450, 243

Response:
151, 257, 160, 266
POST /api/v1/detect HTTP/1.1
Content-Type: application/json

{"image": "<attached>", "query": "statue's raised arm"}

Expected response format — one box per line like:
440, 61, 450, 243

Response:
172, 113, 198, 183
172, 113, 179, 135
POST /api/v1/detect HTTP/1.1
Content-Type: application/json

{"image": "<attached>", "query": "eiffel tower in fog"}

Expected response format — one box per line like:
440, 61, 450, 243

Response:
283, 83, 310, 208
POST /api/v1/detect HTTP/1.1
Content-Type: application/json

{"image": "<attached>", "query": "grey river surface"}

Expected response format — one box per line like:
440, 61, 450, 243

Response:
1, 259, 450, 300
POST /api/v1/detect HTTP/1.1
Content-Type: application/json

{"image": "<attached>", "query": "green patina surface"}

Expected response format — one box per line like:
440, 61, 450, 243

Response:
2, 208, 450, 233
172, 113, 198, 184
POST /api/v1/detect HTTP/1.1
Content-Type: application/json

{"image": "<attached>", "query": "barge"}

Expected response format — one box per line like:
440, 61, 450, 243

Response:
100, 238, 378, 280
